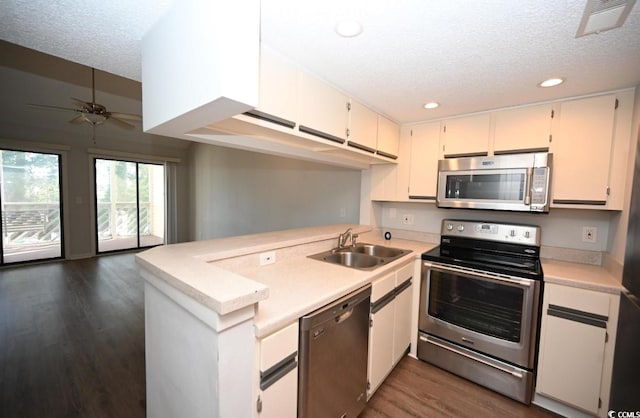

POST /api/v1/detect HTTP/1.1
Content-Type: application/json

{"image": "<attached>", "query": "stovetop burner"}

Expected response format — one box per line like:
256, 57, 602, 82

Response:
422, 220, 543, 280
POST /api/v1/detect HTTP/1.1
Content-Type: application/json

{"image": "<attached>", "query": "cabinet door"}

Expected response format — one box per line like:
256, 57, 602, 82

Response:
348, 100, 378, 152
297, 71, 348, 143
551, 94, 616, 205
368, 272, 396, 397
493, 103, 552, 154
408, 121, 440, 199
392, 280, 412, 365
258, 323, 298, 418
255, 46, 298, 126
368, 297, 395, 396
377, 115, 400, 159
441, 113, 491, 157
537, 315, 606, 414
536, 284, 612, 415
259, 370, 297, 418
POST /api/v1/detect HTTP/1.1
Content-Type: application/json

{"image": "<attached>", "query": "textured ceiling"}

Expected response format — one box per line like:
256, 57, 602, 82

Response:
1, 0, 639, 124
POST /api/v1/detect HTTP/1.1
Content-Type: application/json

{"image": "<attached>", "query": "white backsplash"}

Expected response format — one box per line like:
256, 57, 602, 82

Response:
376, 201, 612, 253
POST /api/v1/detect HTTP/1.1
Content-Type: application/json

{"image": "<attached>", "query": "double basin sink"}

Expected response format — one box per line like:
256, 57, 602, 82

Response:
308, 243, 411, 271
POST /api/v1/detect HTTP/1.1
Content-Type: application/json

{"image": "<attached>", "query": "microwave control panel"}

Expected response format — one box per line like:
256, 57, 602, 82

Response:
530, 167, 550, 209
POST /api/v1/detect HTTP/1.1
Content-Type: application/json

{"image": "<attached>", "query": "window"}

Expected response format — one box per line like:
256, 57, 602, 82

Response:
0, 149, 64, 264
94, 158, 165, 253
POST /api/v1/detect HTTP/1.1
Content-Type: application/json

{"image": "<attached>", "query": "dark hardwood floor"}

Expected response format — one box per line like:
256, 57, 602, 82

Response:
362, 356, 557, 418
0, 254, 146, 418
1, 254, 556, 418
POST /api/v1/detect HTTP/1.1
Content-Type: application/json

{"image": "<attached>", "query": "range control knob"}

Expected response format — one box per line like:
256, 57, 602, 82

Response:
446, 223, 454, 231
524, 231, 531, 239
509, 229, 516, 237
457, 224, 465, 232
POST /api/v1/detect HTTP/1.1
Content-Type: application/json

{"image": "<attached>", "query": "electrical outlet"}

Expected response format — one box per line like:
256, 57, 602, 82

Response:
582, 226, 598, 243
402, 214, 414, 225
259, 251, 276, 266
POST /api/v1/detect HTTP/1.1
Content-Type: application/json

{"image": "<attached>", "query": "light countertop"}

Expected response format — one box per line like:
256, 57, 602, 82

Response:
136, 223, 624, 339
541, 258, 624, 294
135, 224, 434, 329
239, 233, 434, 337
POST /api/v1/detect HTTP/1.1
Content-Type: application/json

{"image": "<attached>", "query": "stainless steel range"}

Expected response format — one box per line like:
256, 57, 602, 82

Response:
418, 219, 543, 404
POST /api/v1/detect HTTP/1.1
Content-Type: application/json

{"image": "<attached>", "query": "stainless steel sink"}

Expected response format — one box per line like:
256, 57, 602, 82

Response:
348, 243, 407, 258
322, 252, 382, 269
308, 243, 411, 271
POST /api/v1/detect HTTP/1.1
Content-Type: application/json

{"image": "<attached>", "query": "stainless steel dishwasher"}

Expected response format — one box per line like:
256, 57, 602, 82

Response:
298, 285, 371, 418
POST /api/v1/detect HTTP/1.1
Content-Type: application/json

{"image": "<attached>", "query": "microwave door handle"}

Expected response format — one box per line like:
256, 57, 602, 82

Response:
524, 167, 533, 206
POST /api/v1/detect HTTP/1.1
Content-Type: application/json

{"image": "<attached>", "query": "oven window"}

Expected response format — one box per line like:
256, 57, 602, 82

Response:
445, 173, 525, 201
428, 270, 524, 342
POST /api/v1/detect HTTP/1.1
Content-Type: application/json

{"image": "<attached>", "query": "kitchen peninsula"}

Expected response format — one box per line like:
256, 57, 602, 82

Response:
137, 222, 625, 418
135, 224, 433, 418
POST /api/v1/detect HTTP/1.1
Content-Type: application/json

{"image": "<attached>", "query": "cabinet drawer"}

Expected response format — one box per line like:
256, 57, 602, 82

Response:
395, 262, 414, 287
546, 283, 610, 317
260, 322, 298, 371
371, 272, 395, 303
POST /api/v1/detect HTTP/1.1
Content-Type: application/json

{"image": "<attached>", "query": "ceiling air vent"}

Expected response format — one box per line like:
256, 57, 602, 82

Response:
576, 0, 637, 37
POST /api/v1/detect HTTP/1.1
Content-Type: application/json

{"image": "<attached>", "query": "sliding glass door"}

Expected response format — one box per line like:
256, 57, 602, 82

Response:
95, 158, 165, 253
0, 149, 63, 264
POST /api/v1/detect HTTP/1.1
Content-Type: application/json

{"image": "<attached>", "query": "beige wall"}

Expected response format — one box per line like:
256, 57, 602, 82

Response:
189, 142, 361, 240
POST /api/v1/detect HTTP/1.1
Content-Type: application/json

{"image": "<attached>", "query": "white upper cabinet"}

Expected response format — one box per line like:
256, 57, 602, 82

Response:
441, 114, 491, 157
550, 94, 617, 206
348, 99, 378, 152
253, 46, 298, 126
408, 121, 441, 199
297, 71, 349, 143
493, 103, 553, 154
377, 116, 400, 159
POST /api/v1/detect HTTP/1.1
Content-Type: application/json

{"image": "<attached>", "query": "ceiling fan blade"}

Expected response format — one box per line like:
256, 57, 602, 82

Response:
69, 115, 86, 125
28, 103, 80, 113
109, 112, 142, 122
107, 116, 135, 130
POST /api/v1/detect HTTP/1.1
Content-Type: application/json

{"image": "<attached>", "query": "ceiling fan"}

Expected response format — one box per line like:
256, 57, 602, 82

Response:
29, 67, 142, 132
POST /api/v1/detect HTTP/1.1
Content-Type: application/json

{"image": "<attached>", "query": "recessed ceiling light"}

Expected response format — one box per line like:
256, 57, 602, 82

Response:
538, 78, 565, 88
423, 102, 440, 109
335, 20, 363, 38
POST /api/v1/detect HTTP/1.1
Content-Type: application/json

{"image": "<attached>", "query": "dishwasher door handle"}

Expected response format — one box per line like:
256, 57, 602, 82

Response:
335, 308, 353, 324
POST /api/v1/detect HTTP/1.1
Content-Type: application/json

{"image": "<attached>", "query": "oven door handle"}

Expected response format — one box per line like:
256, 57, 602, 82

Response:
426, 263, 532, 288
420, 335, 525, 380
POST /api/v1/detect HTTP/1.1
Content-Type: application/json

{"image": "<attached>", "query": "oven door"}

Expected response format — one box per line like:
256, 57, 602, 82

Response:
419, 262, 541, 368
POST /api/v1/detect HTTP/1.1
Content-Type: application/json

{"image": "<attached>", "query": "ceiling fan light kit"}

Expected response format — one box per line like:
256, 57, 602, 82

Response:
28, 67, 142, 134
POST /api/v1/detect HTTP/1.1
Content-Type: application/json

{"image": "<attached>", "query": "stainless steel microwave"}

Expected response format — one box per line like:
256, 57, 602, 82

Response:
436, 152, 552, 212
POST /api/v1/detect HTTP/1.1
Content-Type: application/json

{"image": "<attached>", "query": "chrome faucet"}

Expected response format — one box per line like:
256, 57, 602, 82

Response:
338, 228, 358, 248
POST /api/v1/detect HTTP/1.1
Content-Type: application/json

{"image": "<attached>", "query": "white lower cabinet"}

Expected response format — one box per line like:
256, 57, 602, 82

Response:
256, 322, 299, 418
536, 283, 620, 417
367, 261, 414, 398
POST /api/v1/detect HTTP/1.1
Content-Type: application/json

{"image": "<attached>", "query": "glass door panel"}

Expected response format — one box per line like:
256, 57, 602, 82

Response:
95, 158, 164, 253
428, 270, 524, 342
138, 163, 164, 247
0, 149, 63, 264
